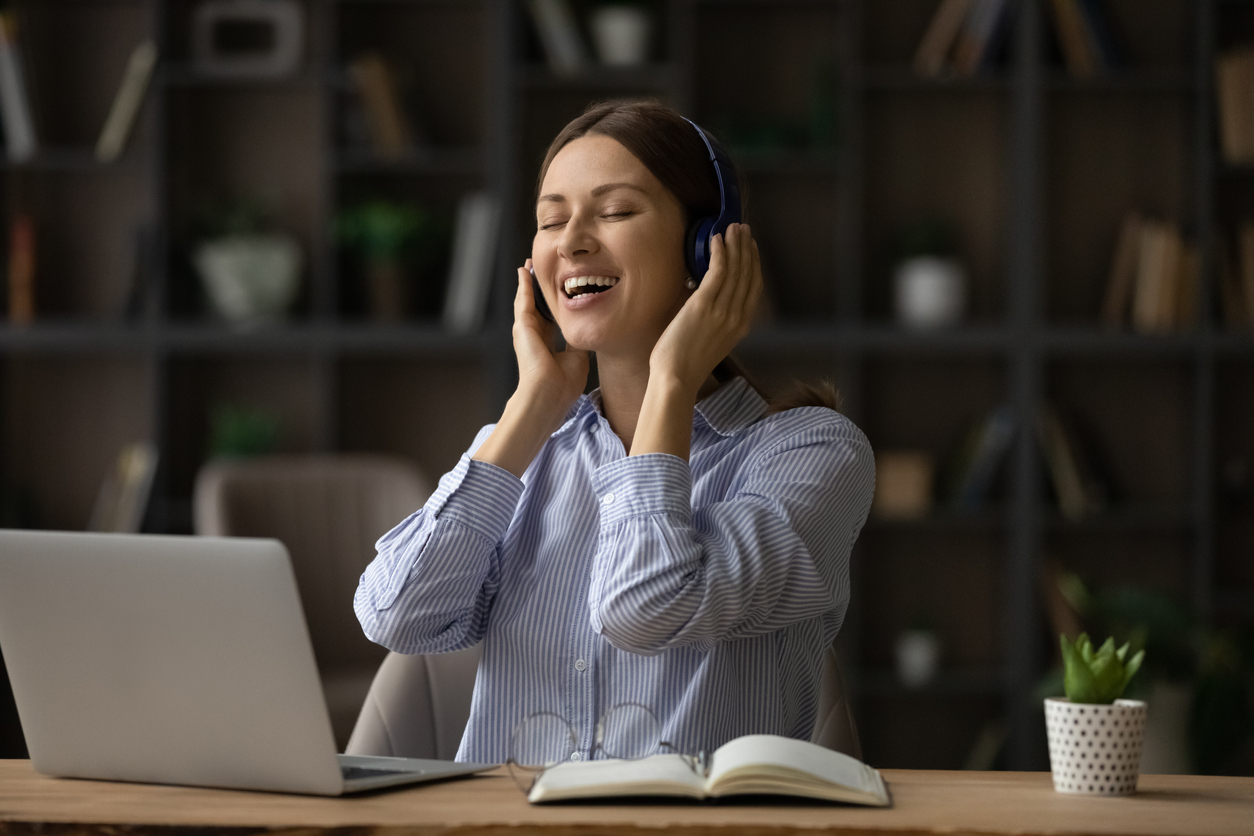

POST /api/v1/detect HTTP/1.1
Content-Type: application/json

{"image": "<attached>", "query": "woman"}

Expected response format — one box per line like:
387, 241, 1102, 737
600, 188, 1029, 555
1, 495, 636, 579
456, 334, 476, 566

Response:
354, 100, 874, 764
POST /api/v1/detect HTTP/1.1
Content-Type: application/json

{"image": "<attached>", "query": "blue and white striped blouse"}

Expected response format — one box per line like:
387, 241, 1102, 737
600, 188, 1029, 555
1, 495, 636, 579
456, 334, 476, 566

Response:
354, 376, 875, 763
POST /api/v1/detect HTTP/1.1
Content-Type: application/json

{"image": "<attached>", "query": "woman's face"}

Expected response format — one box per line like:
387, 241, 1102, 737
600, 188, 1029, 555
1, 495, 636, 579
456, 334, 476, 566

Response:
533, 134, 690, 356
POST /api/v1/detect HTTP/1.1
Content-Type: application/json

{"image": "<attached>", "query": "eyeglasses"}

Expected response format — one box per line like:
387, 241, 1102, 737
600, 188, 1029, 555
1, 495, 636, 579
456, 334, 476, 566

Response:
506, 702, 707, 794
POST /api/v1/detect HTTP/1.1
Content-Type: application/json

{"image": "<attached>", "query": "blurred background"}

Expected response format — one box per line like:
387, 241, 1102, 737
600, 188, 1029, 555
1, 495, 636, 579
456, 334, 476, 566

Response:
0, 0, 1252, 776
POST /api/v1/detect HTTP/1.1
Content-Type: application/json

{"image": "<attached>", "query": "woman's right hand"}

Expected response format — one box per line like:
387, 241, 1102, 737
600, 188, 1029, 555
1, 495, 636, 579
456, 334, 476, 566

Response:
472, 261, 588, 477
511, 259, 589, 412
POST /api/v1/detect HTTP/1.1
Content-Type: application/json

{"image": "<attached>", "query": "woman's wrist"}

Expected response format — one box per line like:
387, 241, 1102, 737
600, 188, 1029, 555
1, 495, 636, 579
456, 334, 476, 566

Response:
473, 387, 573, 477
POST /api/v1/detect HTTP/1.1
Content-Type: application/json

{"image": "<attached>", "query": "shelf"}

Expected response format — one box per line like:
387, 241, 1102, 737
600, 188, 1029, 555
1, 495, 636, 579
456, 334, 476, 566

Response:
514, 63, 679, 91
0, 148, 149, 173
334, 146, 484, 175
1045, 68, 1196, 94
1045, 504, 1193, 532
0, 321, 502, 357
859, 66, 1012, 93
160, 66, 323, 90
853, 668, 1004, 698
863, 508, 1005, 532
735, 150, 841, 175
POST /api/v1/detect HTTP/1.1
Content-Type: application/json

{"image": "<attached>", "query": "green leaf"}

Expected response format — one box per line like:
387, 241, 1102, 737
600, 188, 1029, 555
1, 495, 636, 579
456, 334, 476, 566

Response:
1060, 632, 1146, 704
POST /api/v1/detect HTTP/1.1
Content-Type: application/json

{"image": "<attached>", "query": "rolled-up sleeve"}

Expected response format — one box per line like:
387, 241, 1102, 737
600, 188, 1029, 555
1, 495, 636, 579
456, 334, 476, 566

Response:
587, 415, 874, 656
354, 424, 524, 653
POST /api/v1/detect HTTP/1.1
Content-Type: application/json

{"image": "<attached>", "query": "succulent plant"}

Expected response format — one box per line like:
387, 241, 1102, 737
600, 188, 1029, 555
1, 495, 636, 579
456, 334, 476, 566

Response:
1060, 633, 1145, 705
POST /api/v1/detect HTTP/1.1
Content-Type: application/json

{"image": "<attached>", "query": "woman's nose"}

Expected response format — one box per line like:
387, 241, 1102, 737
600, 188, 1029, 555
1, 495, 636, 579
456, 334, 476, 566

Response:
557, 214, 598, 259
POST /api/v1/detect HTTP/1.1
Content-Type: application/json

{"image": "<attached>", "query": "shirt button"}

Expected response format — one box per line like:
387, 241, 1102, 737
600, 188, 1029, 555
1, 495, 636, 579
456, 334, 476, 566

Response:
574, 658, 587, 672
602, 492, 615, 504
589, 424, 599, 434
570, 752, 582, 762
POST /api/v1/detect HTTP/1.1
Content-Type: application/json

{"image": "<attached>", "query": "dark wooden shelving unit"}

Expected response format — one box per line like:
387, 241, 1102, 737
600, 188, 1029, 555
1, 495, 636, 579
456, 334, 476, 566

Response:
1, 0, 1251, 771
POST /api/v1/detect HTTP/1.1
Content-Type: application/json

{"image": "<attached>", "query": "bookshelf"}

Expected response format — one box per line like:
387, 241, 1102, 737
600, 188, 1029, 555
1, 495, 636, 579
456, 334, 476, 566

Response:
0, 0, 1251, 773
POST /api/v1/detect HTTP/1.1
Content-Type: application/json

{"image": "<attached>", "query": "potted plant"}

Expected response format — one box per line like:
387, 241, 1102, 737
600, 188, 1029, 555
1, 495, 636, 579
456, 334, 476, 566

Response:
191, 197, 303, 326
335, 199, 447, 322
1045, 633, 1146, 795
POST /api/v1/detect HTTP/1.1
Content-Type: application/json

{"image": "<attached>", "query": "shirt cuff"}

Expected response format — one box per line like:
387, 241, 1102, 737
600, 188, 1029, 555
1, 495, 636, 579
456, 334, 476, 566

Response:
591, 452, 692, 526
426, 454, 524, 542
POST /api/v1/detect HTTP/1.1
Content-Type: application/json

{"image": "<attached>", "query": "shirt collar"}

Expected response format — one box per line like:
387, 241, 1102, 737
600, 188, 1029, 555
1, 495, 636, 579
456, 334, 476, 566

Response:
693, 376, 768, 437
549, 376, 766, 438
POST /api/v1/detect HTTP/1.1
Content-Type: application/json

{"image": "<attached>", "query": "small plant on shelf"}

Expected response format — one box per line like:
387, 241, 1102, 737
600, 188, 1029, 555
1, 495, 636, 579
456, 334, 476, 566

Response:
1045, 633, 1148, 796
336, 199, 448, 322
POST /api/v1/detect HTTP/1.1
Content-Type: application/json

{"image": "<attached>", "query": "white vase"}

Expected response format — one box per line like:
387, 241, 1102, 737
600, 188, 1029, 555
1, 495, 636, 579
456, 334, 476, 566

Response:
590, 6, 651, 66
894, 255, 966, 328
1044, 697, 1147, 795
193, 234, 303, 325
895, 629, 941, 688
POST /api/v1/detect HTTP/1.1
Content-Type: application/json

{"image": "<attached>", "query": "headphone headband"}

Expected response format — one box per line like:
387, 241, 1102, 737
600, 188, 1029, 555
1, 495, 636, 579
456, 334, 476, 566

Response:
680, 117, 742, 283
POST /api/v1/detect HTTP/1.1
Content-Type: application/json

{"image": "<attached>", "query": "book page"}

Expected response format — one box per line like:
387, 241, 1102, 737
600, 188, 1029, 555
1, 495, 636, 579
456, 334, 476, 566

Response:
528, 753, 705, 803
707, 735, 887, 803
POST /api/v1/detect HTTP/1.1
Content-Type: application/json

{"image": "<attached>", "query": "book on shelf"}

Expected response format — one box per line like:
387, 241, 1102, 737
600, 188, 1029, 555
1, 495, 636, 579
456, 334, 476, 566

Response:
442, 191, 502, 334
914, 0, 974, 77
942, 404, 1016, 510
526, 734, 891, 806
1037, 406, 1106, 521
6, 214, 35, 325
348, 52, 420, 161
95, 40, 158, 164
88, 441, 159, 534
951, 0, 1011, 78
527, 0, 589, 76
0, 11, 36, 163
1216, 45, 1254, 166
1100, 212, 1196, 333
1233, 220, 1254, 328
1047, 0, 1120, 79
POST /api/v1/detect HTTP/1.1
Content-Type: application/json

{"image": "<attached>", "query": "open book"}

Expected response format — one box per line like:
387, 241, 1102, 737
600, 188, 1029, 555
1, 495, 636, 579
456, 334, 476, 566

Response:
528, 734, 891, 806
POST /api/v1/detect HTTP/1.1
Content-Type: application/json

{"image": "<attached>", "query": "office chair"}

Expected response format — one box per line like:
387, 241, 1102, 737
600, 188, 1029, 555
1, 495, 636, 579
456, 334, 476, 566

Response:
194, 453, 432, 749
346, 643, 861, 761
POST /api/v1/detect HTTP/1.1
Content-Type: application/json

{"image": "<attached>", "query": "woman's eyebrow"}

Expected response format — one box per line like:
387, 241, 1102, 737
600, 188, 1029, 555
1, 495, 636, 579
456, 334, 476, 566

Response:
536, 182, 648, 205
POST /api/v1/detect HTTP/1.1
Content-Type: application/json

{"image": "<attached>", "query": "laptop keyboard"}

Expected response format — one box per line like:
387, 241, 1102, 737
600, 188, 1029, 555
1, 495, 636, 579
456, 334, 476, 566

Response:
342, 765, 419, 781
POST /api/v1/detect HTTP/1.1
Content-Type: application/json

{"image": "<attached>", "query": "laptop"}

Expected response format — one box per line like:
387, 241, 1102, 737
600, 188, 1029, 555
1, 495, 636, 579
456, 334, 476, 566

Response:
0, 529, 496, 795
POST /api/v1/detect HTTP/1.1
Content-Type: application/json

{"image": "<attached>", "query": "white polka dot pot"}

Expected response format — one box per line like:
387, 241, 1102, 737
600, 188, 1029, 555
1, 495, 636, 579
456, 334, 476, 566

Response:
1044, 697, 1147, 795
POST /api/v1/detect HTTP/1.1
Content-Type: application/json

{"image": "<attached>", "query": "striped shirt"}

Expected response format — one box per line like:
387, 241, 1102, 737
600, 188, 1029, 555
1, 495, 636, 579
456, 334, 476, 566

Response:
354, 376, 875, 763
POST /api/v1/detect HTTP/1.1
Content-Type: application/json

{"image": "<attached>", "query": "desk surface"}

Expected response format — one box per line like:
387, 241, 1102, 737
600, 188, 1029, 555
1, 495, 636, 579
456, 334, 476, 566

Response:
1, 761, 1252, 836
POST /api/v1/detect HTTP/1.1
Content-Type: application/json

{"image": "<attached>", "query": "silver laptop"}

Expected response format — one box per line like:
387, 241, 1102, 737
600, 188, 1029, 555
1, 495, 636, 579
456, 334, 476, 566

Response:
0, 529, 495, 795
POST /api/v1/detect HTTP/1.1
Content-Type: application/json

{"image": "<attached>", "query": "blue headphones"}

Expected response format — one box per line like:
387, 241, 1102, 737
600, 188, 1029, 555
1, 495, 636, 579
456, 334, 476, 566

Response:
680, 117, 742, 286
530, 117, 740, 321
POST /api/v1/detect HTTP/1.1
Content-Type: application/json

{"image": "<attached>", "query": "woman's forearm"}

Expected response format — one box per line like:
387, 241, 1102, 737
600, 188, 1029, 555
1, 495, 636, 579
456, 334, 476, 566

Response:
629, 372, 698, 460
473, 388, 571, 477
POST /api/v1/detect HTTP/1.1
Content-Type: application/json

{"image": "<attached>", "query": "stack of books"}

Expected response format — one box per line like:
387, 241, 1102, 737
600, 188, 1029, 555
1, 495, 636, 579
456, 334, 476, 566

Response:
1100, 212, 1198, 335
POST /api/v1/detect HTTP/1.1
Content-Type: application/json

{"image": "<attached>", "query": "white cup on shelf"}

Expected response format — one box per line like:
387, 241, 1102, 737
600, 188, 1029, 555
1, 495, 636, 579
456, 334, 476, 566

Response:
894, 255, 966, 328
590, 6, 652, 66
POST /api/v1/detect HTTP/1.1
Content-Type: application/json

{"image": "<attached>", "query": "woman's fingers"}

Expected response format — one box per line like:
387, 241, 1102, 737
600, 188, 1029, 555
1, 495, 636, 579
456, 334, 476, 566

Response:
730, 226, 758, 315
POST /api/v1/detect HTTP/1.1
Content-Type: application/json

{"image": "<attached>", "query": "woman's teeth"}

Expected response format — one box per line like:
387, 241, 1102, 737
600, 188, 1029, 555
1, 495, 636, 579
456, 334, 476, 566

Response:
563, 275, 619, 297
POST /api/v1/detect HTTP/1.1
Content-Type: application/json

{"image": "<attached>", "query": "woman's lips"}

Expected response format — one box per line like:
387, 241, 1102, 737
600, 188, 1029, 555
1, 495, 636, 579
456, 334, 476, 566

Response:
560, 281, 619, 310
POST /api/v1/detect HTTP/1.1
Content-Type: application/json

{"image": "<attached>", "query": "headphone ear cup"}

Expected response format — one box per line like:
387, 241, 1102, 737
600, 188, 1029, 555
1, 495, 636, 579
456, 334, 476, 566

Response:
685, 216, 715, 285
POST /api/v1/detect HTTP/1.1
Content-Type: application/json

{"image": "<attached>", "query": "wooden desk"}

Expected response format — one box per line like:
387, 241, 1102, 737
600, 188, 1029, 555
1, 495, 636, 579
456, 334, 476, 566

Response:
0, 761, 1251, 836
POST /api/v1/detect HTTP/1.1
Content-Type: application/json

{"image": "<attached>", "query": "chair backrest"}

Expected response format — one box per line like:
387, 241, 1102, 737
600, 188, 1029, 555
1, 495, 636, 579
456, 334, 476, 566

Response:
194, 454, 432, 670
346, 643, 861, 761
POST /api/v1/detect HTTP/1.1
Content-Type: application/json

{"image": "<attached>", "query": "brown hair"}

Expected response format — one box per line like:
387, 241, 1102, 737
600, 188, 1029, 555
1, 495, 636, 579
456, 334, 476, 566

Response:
538, 99, 839, 415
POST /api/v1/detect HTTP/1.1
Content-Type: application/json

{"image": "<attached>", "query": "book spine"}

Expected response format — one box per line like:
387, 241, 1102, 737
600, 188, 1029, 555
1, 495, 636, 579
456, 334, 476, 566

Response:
913, 0, 974, 77
955, 405, 1015, 507
1240, 220, 1254, 325
952, 0, 1000, 77
1131, 220, 1166, 333
528, 0, 588, 76
7, 214, 35, 325
443, 192, 502, 333
0, 13, 36, 163
1175, 241, 1199, 331
1100, 211, 1142, 328
1076, 0, 1120, 70
350, 54, 413, 160
96, 40, 158, 164
1049, 0, 1097, 79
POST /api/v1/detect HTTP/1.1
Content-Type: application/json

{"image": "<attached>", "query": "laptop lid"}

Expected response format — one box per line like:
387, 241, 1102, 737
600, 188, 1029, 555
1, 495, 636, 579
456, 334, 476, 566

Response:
0, 530, 346, 795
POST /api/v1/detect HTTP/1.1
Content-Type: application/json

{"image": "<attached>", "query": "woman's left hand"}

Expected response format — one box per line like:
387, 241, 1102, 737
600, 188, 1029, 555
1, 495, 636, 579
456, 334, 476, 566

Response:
649, 222, 763, 393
